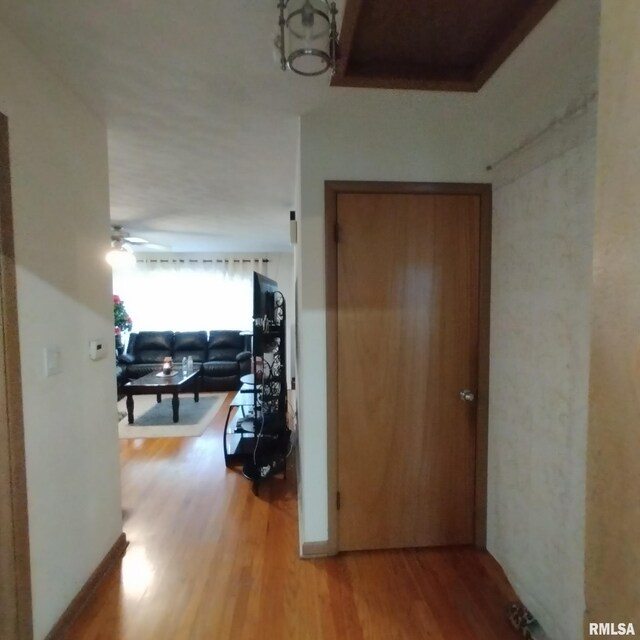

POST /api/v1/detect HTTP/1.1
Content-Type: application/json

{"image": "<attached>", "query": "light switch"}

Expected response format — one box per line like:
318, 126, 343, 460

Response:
44, 347, 61, 377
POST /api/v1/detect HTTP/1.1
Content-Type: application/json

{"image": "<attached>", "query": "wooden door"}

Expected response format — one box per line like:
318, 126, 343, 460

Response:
0, 112, 31, 639
337, 192, 480, 551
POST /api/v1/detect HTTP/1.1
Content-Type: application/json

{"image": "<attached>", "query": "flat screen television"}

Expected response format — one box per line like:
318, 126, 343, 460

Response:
253, 271, 278, 324
253, 272, 279, 324
252, 271, 282, 380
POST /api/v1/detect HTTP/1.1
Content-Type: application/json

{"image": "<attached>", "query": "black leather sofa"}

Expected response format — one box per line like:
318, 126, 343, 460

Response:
118, 330, 251, 392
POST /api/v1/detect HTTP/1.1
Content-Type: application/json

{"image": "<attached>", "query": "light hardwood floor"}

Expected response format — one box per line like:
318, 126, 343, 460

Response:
66, 393, 522, 640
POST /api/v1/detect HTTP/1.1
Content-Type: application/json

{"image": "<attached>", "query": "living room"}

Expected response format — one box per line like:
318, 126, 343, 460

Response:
111, 251, 294, 442
111, 251, 294, 378
1, 1, 639, 639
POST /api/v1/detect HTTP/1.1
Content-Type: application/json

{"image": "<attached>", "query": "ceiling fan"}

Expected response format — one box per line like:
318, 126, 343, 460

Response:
110, 225, 166, 251
107, 226, 166, 268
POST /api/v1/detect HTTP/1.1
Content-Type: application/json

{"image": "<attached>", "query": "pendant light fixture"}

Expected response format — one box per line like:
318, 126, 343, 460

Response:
277, 0, 338, 76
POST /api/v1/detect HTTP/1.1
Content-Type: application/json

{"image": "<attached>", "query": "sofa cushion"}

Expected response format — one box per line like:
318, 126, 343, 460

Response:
174, 331, 208, 362
208, 348, 242, 362
237, 353, 252, 377
201, 374, 239, 392
117, 353, 134, 365
130, 331, 174, 364
207, 330, 244, 362
208, 330, 243, 350
116, 364, 128, 384
202, 361, 239, 377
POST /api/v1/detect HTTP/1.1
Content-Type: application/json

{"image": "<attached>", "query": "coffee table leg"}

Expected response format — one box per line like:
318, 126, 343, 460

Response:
172, 393, 179, 423
194, 377, 200, 403
156, 393, 161, 403
126, 394, 134, 424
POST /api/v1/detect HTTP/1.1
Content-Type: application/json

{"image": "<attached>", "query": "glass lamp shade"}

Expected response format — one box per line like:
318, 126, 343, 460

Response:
280, 0, 336, 76
106, 246, 136, 270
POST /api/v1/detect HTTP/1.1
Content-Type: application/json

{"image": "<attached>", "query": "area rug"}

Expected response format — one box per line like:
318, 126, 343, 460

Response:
117, 392, 225, 439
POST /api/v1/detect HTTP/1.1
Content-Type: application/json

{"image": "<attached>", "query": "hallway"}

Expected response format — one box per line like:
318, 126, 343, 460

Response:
67, 394, 522, 639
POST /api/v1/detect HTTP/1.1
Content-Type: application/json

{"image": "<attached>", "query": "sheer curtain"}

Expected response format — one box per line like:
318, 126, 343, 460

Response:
113, 258, 269, 332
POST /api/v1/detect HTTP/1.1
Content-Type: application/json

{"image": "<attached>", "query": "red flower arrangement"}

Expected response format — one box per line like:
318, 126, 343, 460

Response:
113, 295, 133, 332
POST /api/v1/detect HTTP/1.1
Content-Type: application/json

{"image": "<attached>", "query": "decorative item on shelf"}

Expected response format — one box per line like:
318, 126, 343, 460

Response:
162, 357, 173, 375
276, 0, 338, 76
113, 295, 132, 354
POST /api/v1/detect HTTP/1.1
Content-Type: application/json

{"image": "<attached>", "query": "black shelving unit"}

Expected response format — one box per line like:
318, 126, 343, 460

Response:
224, 291, 289, 492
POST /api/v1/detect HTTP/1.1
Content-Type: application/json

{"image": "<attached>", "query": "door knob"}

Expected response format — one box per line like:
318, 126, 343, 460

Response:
459, 389, 475, 402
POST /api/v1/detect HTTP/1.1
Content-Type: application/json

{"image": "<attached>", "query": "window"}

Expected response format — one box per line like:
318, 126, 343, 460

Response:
112, 258, 269, 332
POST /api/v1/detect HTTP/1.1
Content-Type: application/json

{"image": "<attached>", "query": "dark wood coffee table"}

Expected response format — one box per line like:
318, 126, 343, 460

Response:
123, 369, 201, 424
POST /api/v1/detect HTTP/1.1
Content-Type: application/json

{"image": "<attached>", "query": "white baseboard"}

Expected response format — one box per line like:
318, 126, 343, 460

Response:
300, 540, 332, 558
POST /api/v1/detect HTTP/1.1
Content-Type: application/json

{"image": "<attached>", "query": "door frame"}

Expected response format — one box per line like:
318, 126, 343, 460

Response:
0, 111, 33, 639
324, 180, 492, 553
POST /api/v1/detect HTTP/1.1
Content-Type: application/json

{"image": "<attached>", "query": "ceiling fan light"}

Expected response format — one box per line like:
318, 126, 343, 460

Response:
278, 0, 338, 76
106, 246, 136, 269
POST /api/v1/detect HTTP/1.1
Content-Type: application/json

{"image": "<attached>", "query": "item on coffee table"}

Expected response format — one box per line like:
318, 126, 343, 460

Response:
162, 356, 173, 375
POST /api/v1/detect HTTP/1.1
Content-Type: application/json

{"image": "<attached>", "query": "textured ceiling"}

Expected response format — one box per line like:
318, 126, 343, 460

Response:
0, 0, 344, 251
0, 1, 596, 253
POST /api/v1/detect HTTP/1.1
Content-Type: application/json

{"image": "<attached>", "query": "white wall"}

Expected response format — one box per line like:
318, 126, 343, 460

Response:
488, 105, 596, 640
585, 1, 640, 630
0, 24, 122, 640
298, 0, 599, 546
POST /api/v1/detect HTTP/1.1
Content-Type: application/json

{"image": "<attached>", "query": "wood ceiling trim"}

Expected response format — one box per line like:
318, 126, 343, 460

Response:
332, 0, 561, 92
333, 0, 364, 80
331, 72, 477, 93
472, 0, 561, 90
